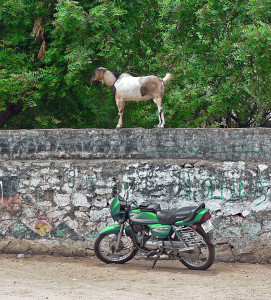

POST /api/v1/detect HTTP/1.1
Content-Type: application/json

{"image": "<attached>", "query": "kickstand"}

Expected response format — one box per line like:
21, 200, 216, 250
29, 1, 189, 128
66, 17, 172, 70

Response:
150, 253, 160, 270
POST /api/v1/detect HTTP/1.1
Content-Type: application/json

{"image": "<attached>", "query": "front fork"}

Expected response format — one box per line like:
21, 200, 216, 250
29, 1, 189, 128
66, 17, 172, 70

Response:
116, 223, 125, 250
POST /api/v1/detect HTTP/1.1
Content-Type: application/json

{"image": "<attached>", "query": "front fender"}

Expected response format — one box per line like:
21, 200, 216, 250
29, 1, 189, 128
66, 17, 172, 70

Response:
99, 224, 134, 236
100, 224, 122, 235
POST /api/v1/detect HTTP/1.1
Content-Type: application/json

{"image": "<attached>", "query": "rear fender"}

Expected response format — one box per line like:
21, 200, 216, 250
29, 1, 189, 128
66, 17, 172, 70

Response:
197, 226, 216, 246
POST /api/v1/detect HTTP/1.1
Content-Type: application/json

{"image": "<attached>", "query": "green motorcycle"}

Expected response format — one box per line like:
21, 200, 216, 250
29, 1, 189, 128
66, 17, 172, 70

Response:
94, 184, 215, 270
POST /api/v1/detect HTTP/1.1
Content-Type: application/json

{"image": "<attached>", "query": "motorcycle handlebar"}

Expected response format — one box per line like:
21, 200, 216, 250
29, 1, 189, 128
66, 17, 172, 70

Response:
125, 180, 137, 190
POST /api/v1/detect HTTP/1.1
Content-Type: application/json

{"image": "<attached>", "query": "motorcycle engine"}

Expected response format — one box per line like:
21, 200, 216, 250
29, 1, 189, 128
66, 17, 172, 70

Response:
145, 237, 162, 250
135, 227, 184, 251
145, 237, 186, 251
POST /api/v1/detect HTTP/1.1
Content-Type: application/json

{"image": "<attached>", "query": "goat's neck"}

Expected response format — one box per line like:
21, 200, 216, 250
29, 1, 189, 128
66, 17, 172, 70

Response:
103, 71, 117, 88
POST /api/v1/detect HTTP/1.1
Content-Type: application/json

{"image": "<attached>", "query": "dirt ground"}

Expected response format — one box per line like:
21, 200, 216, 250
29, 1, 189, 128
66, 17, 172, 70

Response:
0, 254, 270, 300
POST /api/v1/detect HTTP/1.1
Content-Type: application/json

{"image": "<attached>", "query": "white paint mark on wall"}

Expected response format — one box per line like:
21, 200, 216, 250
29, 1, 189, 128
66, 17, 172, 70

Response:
258, 164, 268, 172
71, 193, 90, 208
54, 194, 70, 207
0, 180, 3, 204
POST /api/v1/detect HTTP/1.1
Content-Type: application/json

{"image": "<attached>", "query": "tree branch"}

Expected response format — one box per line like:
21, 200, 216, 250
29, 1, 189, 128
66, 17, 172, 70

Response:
0, 103, 24, 128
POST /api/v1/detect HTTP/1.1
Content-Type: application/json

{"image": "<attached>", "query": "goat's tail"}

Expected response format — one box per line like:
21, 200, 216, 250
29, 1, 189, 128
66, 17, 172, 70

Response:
163, 73, 173, 83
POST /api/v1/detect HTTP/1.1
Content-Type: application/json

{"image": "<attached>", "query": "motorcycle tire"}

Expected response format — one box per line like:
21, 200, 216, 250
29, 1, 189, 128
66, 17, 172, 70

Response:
179, 229, 215, 270
94, 233, 138, 264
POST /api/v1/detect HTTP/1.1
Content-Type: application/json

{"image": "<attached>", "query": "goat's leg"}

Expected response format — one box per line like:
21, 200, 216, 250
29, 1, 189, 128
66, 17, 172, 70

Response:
116, 99, 125, 129
159, 106, 165, 128
153, 98, 165, 128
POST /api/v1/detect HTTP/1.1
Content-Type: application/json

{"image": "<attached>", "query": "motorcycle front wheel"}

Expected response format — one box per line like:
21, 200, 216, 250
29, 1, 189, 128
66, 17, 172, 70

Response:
178, 229, 215, 270
94, 233, 138, 264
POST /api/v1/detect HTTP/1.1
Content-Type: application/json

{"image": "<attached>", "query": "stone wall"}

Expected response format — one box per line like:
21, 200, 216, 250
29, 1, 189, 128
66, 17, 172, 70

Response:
0, 129, 270, 263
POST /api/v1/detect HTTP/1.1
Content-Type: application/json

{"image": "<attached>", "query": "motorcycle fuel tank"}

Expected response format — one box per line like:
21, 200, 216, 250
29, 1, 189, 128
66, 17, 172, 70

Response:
129, 209, 159, 224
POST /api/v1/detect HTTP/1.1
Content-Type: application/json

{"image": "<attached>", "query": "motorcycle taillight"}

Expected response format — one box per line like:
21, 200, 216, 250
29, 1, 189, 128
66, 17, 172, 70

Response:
201, 211, 211, 223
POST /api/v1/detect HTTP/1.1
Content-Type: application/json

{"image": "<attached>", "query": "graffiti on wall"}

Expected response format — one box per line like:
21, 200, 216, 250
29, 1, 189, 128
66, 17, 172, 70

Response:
212, 214, 262, 244
0, 177, 20, 215
172, 167, 271, 244
178, 169, 270, 207
144, 141, 271, 161
34, 213, 52, 236
68, 169, 95, 190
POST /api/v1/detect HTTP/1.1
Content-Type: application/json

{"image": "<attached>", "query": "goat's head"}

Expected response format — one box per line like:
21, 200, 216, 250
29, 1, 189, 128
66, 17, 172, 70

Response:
90, 67, 107, 82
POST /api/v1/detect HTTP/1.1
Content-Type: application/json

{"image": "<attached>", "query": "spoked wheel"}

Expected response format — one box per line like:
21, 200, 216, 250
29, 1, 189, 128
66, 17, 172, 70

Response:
178, 229, 215, 270
94, 233, 138, 264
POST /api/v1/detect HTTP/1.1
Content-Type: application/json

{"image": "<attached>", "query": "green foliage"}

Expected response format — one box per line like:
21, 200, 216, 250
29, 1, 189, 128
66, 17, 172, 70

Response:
161, 0, 271, 128
0, 0, 270, 129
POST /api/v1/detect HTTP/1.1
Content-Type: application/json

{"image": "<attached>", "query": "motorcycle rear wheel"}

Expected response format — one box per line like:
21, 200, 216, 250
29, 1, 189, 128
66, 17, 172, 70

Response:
179, 229, 215, 270
94, 233, 138, 264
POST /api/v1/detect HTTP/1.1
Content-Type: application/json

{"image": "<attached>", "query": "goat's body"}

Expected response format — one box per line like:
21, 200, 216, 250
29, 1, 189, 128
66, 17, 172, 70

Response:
115, 75, 163, 102
90, 67, 173, 128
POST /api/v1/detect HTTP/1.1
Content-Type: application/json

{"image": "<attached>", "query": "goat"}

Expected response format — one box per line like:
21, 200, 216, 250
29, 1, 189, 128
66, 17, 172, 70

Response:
90, 67, 173, 129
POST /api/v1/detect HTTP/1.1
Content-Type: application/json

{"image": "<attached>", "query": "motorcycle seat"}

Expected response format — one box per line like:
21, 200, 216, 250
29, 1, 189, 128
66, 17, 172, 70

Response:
156, 203, 205, 225
139, 202, 161, 213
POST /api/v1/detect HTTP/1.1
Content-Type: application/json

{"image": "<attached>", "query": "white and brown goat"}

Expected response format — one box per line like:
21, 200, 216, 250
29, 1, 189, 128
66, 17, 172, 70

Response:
90, 67, 173, 128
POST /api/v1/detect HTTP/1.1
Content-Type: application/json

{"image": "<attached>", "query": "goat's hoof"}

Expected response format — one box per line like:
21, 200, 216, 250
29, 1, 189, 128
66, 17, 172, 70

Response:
116, 125, 122, 129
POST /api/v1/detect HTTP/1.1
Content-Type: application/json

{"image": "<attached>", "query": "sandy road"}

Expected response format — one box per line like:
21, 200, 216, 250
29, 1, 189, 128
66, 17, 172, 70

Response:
0, 254, 270, 300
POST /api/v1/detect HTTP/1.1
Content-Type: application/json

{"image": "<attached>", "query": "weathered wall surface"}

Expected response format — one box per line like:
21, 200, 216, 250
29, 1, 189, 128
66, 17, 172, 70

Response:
0, 129, 270, 263
1, 128, 271, 161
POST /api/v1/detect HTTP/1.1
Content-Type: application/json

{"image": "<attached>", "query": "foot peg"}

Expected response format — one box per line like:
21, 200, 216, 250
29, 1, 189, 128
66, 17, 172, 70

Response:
146, 250, 157, 258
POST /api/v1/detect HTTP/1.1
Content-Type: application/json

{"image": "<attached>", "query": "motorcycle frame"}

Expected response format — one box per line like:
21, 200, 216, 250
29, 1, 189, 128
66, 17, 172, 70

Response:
99, 208, 215, 253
